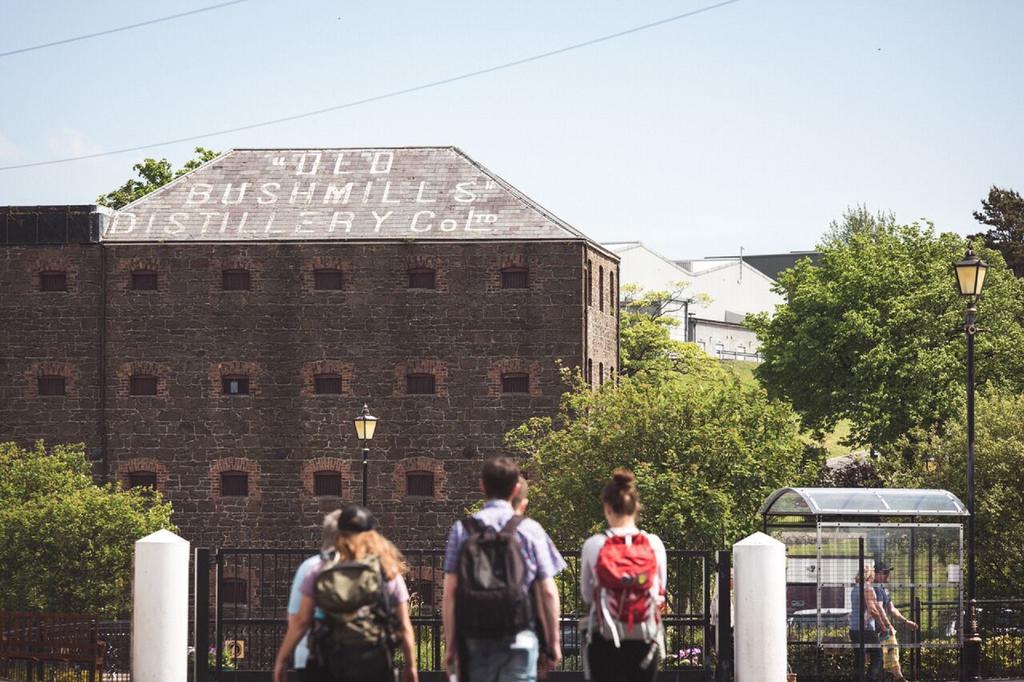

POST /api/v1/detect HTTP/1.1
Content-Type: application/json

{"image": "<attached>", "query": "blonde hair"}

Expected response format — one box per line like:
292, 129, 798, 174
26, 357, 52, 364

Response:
335, 530, 408, 580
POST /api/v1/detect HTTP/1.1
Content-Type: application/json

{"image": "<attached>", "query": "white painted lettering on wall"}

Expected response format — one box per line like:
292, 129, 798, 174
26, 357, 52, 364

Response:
103, 151, 519, 238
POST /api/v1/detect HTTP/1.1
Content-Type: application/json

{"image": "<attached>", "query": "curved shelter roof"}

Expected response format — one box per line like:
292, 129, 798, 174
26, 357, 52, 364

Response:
760, 488, 968, 518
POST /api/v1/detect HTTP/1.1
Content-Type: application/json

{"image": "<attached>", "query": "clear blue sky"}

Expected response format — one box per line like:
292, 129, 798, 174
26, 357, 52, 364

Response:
1, 0, 1021, 258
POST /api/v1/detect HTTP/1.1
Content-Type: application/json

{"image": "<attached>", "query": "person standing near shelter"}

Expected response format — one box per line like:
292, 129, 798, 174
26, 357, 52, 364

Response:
286, 510, 341, 682
873, 562, 917, 682
579, 469, 667, 682
849, 565, 892, 681
443, 457, 565, 682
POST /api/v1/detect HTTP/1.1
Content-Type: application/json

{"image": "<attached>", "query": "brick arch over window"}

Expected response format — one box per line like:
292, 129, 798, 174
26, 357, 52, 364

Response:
405, 255, 449, 292
24, 361, 77, 398
28, 256, 78, 293
208, 361, 263, 397
301, 360, 353, 396
392, 457, 447, 502
116, 361, 171, 398
302, 255, 352, 293
116, 457, 169, 494
393, 360, 448, 397
301, 457, 354, 500
210, 457, 261, 500
488, 255, 537, 292
116, 256, 165, 292
214, 256, 263, 292
488, 359, 543, 397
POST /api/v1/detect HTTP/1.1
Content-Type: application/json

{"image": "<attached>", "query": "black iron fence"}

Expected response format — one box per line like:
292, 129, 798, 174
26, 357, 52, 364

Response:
788, 598, 1024, 681
197, 546, 725, 681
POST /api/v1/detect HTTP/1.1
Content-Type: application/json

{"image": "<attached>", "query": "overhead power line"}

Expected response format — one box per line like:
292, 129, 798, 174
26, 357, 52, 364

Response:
0, 0, 741, 172
0, 0, 251, 58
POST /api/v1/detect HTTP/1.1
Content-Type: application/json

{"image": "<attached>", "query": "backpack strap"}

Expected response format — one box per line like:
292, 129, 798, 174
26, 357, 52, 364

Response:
460, 516, 486, 536
499, 514, 525, 538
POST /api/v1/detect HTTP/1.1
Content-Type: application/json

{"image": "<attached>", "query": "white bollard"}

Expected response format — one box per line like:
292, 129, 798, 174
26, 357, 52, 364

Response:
734, 532, 788, 682
132, 529, 190, 682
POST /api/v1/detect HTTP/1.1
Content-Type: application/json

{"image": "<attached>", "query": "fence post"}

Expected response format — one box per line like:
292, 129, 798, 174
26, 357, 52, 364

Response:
716, 550, 733, 682
858, 538, 866, 682
194, 548, 211, 682
734, 532, 786, 682
132, 529, 190, 682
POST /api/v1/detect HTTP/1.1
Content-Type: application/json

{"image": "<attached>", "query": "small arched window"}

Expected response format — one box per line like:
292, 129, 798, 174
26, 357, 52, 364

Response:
501, 373, 530, 394
127, 472, 157, 490
406, 471, 435, 498
222, 269, 250, 291
131, 270, 158, 291
38, 375, 66, 396
220, 471, 249, 497
500, 267, 528, 289
406, 373, 436, 395
130, 375, 158, 396
314, 268, 344, 290
314, 374, 342, 395
313, 472, 342, 497
408, 268, 436, 290
39, 270, 67, 292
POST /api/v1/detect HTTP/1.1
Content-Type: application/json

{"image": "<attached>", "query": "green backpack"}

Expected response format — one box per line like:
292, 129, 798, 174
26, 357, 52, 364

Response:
311, 555, 397, 680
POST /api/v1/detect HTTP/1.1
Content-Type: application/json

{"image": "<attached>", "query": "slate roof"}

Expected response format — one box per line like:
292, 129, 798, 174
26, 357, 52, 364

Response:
103, 147, 607, 250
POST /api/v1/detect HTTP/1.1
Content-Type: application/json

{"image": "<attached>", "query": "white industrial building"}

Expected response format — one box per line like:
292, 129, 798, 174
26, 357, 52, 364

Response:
605, 242, 818, 360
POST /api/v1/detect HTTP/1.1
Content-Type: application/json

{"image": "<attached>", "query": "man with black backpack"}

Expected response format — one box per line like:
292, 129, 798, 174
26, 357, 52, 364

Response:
443, 457, 565, 682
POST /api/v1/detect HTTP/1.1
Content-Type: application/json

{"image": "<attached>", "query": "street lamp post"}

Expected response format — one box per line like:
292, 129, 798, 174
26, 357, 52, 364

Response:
953, 248, 988, 681
353, 403, 378, 509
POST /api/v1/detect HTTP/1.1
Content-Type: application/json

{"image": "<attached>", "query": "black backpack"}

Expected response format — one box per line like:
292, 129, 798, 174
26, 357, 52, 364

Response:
310, 555, 398, 681
455, 515, 533, 638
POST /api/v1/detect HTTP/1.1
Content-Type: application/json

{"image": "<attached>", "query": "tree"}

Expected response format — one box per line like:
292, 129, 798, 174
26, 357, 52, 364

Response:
97, 147, 219, 209
822, 204, 896, 245
505, 370, 811, 549
973, 186, 1024, 278
619, 284, 715, 379
891, 387, 1024, 598
747, 218, 1024, 452
0, 441, 175, 616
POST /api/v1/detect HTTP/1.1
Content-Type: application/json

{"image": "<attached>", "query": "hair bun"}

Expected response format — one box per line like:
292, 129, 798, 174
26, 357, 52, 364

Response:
612, 468, 636, 490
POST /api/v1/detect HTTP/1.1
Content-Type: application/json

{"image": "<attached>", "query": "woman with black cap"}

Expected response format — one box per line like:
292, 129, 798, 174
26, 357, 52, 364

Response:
273, 505, 418, 682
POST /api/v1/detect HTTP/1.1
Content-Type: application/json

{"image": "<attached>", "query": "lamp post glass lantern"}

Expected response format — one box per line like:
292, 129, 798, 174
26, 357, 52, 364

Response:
354, 404, 378, 508
954, 247, 987, 681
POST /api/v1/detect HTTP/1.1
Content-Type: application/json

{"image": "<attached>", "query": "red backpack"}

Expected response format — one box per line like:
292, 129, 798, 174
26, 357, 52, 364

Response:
593, 531, 663, 646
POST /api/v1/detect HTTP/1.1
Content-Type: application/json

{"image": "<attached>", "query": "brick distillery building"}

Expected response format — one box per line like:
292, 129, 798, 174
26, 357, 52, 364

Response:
0, 147, 619, 549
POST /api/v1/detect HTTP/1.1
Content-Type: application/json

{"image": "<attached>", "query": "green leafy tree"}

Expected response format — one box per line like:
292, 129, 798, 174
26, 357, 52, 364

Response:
891, 387, 1024, 598
97, 147, 219, 209
0, 441, 175, 616
973, 186, 1024, 277
506, 370, 810, 549
619, 284, 714, 379
747, 217, 1024, 452
822, 204, 896, 245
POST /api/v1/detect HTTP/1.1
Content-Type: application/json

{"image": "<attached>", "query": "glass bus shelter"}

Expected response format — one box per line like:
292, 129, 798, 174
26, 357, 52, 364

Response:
760, 488, 967, 662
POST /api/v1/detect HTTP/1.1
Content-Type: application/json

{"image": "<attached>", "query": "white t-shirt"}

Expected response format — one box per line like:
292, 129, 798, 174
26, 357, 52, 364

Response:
580, 526, 668, 608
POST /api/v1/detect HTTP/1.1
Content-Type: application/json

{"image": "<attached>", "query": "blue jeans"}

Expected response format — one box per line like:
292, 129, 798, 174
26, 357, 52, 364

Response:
464, 629, 539, 682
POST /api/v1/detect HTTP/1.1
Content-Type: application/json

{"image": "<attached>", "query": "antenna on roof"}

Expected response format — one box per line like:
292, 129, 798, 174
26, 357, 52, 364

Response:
739, 246, 744, 283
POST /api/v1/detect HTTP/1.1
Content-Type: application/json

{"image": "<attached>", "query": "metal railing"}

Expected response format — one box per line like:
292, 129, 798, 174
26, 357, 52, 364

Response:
200, 546, 719, 680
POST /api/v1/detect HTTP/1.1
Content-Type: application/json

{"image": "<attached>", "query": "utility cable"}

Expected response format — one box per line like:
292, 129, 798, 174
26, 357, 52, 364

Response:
0, 0, 741, 172
0, 0, 251, 58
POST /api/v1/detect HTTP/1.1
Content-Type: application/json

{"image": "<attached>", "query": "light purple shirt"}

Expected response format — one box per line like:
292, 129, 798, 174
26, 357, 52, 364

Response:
443, 499, 566, 590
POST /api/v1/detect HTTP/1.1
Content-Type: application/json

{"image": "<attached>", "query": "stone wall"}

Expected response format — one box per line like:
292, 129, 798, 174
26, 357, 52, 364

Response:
0, 239, 619, 548
584, 246, 620, 387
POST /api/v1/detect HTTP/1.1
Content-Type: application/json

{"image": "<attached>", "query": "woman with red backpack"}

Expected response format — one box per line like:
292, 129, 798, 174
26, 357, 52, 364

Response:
580, 469, 667, 682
